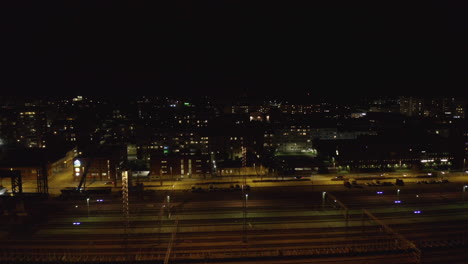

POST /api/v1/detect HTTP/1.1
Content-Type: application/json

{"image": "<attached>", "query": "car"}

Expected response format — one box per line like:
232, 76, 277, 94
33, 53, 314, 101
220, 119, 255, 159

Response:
294, 176, 302, 179
395, 179, 404, 186
192, 187, 204, 193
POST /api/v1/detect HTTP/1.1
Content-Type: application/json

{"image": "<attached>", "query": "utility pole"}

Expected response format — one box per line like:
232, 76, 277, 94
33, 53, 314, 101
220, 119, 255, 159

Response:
160, 169, 163, 186
242, 146, 247, 168
241, 143, 248, 243
122, 170, 129, 260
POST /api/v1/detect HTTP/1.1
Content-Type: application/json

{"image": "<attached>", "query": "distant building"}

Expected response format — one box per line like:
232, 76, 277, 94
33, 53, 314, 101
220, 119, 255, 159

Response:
230, 105, 260, 114
279, 104, 321, 115
139, 130, 210, 161
368, 97, 400, 113
400, 97, 424, 117
0, 147, 75, 194
72, 146, 124, 183
218, 165, 267, 177
249, 112, 270, 122
149, 153, 211, 180
400, 97, 466, 121
264, 125, 376, 154
0, 107, 17, 146
272, 125, 314, 153
0, 107, 48, 148
315, 134, 454, 172
16, 108, 47, 148
49, 117, 78, 143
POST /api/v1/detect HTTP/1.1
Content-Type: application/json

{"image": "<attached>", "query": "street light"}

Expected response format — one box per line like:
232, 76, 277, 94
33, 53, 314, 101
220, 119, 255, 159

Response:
243, 193, 249, 243
166, 195, 171, 218
397, 189, 400, 198
86, 197, 90, 218
463, 185, 468, 202
322, 192, 326, 209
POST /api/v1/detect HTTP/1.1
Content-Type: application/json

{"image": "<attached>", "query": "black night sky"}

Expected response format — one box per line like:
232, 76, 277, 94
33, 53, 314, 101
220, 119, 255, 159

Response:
1, 1, 467, 96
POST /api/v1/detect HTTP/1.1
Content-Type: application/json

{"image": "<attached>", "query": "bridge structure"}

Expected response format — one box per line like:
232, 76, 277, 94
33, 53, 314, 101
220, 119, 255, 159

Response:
0, 170, 22, 195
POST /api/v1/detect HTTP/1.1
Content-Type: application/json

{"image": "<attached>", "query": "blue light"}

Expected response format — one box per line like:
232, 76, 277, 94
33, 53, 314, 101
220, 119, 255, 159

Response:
73, 222, 81, 225
377, 191, 383, 194
414, 210, 421, 214
394, 200, 401, 204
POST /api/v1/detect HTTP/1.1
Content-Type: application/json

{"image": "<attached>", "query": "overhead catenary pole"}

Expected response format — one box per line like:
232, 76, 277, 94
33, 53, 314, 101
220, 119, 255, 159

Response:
242, 142, 248, 243
122, 170, 130, 259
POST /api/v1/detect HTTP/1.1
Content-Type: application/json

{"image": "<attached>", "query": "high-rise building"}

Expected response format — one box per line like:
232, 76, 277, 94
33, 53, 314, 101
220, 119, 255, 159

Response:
399, 97, 424, 117
400, 96, 466, 121
0, 107, 17, 146
16, 108, 47, 148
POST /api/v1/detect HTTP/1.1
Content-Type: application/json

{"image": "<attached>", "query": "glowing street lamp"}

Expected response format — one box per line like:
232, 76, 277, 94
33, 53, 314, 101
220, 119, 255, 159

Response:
86, 197, 90, 218
463, 185, 468, 202
322, 192, 326, 209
